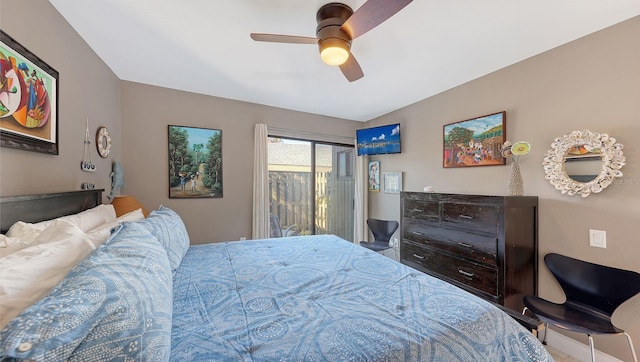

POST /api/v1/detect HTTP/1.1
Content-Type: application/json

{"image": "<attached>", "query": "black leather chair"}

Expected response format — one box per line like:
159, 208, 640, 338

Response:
523, 253, 640, 362
359, 219, 399, 252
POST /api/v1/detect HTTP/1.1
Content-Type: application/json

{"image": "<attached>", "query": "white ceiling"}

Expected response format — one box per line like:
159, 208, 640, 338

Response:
48, 0, 640, 122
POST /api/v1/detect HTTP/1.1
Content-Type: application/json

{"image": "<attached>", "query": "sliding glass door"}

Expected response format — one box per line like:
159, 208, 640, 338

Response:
268, 137, 355, 241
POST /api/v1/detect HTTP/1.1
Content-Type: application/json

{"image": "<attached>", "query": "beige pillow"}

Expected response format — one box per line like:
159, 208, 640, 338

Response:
87, 208, 145, 247
0, 219, 95, 329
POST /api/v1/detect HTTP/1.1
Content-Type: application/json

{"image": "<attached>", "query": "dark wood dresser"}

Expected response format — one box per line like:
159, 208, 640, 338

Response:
400, 192, 538, 312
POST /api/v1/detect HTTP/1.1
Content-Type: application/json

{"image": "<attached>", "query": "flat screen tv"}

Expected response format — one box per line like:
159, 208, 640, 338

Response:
356, 123, 401, 156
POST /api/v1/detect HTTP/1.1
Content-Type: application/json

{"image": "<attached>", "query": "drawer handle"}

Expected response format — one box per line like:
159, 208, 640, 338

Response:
412, 231, 424, 236
411, 208, 424, 212
458, 269, 474, 278
459, 214, 474, 220
458, 242, 473, 249
413, 254, 426, 260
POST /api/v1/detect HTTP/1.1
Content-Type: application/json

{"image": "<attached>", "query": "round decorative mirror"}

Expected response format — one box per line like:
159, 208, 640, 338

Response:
542, 129, 625, 197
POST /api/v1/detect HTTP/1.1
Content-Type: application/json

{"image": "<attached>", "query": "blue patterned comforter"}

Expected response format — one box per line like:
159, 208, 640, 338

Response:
171, 235, 552, 361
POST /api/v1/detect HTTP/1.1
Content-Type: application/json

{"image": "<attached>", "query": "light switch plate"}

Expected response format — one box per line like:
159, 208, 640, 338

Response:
589, 229, 606, 248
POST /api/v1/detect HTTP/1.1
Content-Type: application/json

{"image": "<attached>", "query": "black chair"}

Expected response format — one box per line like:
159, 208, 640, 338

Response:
359, 219, 399, 252
523, 253, 640, 362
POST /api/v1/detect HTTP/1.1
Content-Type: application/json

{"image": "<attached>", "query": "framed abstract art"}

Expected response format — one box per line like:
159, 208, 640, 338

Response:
0, 30, 59, 155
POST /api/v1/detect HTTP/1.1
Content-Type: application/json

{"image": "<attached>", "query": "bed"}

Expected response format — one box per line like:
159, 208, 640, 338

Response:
0, 190, 552, 361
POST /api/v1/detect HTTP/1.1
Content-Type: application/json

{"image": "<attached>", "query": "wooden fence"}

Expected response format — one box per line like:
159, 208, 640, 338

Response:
269, 171, 354, 241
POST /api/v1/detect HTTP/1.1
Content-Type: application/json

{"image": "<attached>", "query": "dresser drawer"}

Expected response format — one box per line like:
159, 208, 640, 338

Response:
403, 220, 497, 266
403, 199, 440, 222
442, 203, 498, 233
402, 242, 498, 298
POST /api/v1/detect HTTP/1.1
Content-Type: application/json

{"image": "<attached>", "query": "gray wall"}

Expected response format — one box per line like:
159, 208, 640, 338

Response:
120, 81, 360, 244
366, 16, 640, 359
0, 0, 121, 200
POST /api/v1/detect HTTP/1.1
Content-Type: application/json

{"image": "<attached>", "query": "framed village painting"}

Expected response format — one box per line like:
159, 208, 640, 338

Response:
168, 125, 222, 198
443, 111, 506, 168
0, 30, 59, 155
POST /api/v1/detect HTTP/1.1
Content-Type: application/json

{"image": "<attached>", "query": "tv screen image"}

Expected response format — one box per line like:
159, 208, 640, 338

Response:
356, 123, 401, 156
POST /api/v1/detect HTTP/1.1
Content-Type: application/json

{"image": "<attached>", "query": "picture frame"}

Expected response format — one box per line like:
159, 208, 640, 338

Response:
0, 30, 59, 155
368, 160, 380, 192
383, 172, 402, 193
443, 111, 506, 168
168, 125, 222, 198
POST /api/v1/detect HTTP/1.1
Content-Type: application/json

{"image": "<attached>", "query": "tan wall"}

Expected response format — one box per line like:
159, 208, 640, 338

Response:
366, 16, 640, 360
0, 0, 121, 202
120, 81, 360, 244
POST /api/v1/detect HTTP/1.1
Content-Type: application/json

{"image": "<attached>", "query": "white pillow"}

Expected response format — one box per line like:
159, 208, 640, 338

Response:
0, 219, 96, 329
62, 204, 117, 232
4, 222, 42, 243
0, 235, 36, 258
87, 208, 145, 247
6, 204, 117, 240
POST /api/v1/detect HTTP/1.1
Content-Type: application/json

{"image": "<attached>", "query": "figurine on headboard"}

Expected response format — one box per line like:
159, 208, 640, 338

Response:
108, 162, 125, 201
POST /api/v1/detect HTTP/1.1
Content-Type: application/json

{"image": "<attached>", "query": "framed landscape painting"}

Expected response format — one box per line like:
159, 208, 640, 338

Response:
0, 30, 59, 155
443, 111, 506, 168
168, 125, 222, 198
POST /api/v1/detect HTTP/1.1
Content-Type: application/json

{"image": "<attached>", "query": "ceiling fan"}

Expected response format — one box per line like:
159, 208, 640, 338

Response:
250, 0, 413, 82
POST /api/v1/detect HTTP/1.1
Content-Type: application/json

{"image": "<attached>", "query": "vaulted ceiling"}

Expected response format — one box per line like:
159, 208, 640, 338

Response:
49, 0, 640, 121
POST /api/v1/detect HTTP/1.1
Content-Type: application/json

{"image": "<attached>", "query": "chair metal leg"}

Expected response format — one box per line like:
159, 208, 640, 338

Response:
624, 332, 638, 362
521, 307, 547, 344
588, 334, 595, 362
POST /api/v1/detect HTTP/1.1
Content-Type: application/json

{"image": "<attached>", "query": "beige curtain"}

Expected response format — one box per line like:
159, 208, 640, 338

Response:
353, 154, 369, 243
252, 124, 269, 239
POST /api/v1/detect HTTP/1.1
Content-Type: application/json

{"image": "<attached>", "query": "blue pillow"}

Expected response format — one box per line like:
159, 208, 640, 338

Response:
136, 205, 190, 273
0, 222, 173, 361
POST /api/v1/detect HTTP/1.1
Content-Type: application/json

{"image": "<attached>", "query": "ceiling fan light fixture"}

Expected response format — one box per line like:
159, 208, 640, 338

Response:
319, 38, 350, 66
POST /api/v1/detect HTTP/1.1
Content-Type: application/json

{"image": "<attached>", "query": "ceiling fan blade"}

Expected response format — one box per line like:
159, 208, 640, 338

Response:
250, 33, 318, 44
341, 0, 413, 40
339, 53, 364, 82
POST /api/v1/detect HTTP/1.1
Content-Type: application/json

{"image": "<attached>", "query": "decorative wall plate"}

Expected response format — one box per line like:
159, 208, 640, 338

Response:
96, 126, 112, 158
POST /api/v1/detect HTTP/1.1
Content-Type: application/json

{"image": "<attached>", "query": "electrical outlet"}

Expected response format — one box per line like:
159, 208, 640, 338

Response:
240, 237, 246, 241
589, 229, 606, 248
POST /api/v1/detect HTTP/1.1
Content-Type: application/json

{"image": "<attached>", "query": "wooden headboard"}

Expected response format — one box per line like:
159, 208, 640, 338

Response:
0, 189, 104, 233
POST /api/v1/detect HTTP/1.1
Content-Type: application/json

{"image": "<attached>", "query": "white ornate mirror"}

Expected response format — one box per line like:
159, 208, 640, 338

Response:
542, 129, 625, 197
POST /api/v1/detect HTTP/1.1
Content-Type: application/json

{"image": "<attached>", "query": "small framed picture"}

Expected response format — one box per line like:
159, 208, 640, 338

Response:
368, 160, 380, 192
383, 172, 402, 193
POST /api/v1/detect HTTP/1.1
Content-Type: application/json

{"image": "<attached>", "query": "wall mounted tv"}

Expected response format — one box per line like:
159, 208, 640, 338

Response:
356, 123, 401, 156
